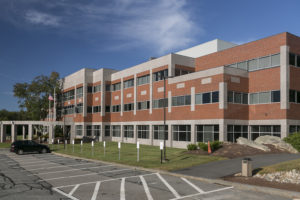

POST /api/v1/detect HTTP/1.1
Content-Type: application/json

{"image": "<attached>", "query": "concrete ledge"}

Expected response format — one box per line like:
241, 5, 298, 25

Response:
53, 152, 300, 199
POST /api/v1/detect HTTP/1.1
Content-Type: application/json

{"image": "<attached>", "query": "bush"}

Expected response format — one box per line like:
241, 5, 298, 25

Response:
187, 143, 198, 151
198, 141, 223, 152
198, 142, 208, 151
284, 132, 300, 152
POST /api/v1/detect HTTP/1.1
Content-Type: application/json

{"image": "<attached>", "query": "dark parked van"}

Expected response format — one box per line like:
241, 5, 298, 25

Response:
10, 140, 51, 155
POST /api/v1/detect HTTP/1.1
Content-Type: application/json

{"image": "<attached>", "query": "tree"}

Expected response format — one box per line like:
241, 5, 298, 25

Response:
13, 72, 62, 121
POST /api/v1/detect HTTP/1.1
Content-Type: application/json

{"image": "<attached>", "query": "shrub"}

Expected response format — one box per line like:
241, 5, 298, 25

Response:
198, 141, 223, 152
187, 143, 198, 151
284, 132, 300, 152
198, 142, 208, 151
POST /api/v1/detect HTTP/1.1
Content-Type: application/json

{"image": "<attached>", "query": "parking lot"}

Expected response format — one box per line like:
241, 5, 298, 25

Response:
0, 151, 291, 200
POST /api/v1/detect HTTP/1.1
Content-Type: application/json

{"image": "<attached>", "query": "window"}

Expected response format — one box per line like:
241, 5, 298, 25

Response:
248, 59, 258, 71
196, 125, 219, 142
112, 105, 121, 112
297, 55, 300, 67
63, 105, 74, 115
75, 103, 83, 113
137, 101, 150, 110
172, 95, 191, 106
195, 93, 202, 104
93, 106, 101, 113
234, 92, 242, 104
175, 68, 191, 76
172, 125, 191, 142
290, 90, 296, 103
76, 87, 83, 98
271, 54, 280, 66
250, 93, 258, 104
137, 125, 149, 139
297, 91, 300, 103
105, 105, 110, 112
105, 84, 111, 91
212, 91, 219, 103
227, 125, 248, 143
112, 83, 121, 91
105, 125, 110, 137
124, 103, 134, 111
271, 91, 280, 102
93, 85, 101, 93
259, 56, 270, 69
237, 61, 247, 70
153, 125, 168, 140
137, 75, 150, 85
202, 92, 211, 104
112, 125, 121, 137
153, 98, 168, 108
242, 93, 248, 104
290, 53, 296, 66
250, 125, 281, 140
87, 86, 93, 93
153, 69, 168, 82
289, 125, 300, 134
227, 91, 233, 103
124, 79, 134, 89
86, 125, 92, 136
123, 125, 134, 138
63, 90, 75, 101
87, 106, 93, 113
259, 92, 270, 104
93, 125, 101, 136
76, 125, 83, 136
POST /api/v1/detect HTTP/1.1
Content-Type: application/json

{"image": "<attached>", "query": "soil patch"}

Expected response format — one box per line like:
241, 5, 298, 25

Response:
223, 175, 300, 192
187, 143, 290, 159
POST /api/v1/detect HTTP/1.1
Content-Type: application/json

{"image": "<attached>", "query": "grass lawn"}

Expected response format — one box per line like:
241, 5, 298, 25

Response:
52, 141, 225, 171
0, 142, 11, 148
258, 159, 300, 174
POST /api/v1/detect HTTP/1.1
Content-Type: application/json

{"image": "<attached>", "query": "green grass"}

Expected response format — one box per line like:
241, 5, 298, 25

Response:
0, 142, 11, 148
258, 159, 300, 174
52, 142, 225, 171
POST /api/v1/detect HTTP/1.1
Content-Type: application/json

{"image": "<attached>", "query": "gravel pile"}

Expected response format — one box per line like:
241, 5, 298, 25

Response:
254, 169, 300, 184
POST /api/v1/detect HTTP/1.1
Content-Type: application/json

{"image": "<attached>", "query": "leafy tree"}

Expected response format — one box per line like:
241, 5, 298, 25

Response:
13, 72, 62, 120
0, 109, 29, 121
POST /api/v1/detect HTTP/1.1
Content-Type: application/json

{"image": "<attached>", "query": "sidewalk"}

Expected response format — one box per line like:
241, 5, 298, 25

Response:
173, 153, 300, 179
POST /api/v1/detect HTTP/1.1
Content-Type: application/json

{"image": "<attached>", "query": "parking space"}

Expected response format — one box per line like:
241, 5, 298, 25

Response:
0, 151, 290, 200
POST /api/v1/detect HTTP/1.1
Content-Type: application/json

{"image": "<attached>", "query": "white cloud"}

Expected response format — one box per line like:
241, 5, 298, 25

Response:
0, 0, 203, 54
25, 10, 60, 27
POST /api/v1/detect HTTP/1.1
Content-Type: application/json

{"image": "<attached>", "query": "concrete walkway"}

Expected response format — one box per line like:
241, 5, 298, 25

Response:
173, 153, 300, 179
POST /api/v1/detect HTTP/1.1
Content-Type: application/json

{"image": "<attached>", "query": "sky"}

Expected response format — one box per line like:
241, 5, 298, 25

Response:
1, 0, 300, 111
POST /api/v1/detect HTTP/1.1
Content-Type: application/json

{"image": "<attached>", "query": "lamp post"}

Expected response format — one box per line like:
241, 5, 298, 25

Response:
163, 74, 174, 161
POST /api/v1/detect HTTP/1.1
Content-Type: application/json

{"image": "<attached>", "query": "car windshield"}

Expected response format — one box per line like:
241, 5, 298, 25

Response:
28, 141, 38, 145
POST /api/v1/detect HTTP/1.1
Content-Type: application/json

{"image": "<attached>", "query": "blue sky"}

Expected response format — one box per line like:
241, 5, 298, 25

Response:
1, 0, 300, 111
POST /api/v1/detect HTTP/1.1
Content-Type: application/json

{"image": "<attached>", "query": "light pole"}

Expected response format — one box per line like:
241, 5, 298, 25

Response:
163, 74, 174, 161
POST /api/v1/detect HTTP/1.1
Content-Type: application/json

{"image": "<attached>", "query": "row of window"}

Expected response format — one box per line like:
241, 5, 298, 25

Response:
63, 90, 75, 101
289, 90, 300, 103
290, 125, 300, 134
87, 106, 101, 113
225, 53, 280, 72
195, 91, 219, 104
87, 85, 101, 93
228, 90, 280, 105
289, 53, 300, 67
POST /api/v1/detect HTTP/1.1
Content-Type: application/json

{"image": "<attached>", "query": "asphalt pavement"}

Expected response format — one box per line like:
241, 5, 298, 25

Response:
0, 149, 296, 200
173, 153, 300, 179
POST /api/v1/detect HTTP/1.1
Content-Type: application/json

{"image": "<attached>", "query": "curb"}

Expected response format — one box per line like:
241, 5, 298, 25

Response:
52, 152, 300, 199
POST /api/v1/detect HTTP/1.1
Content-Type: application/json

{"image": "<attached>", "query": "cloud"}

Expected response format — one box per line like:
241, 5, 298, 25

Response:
25, 10, 60, 27
231, 38, 257, 45
0, 0, 203, 54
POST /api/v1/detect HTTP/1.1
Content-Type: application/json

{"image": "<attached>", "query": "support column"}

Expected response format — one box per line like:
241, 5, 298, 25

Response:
11, 123, 16, 143
49, 125, 54, 144
168, 124, 172, 147
70, 124, 75, 141
28, 124, 32, 140
280, 45, 290, 110
191, 87, 195, 111
191, 123, 196, 144
219, 119, 226, 142
149, 69, 153, 114
120, 124, 124, 142
219, 82, 228, 109
134, 74, 137, 115
149, 124, 153, 145
121, 78, 124, 117
168, 91, 172, 113
281, 120, 289, 139
0, 123, 4, 143
22, 125, 26, 140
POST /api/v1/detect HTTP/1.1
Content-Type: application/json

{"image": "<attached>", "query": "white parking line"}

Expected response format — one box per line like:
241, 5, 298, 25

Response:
52, 187, 79, 200
14, 162, 59, 168
27, 165, 114, 176
6, 157, 62, 163
169, 186, 234, 200
140, 175, 153, 200
156, 173, 180, 198
91, 181, 101, 200
54, 173, 156, 189
120, 178, 126, 200
181, 177, 204, 193
39, 168, 132, 182
23, 162, 93, 171
69, 184, 80, 196
8, 158, 67, 165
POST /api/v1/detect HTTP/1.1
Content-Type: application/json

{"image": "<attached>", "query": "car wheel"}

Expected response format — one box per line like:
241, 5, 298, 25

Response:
41, 148, 47, 154
17, 149, 23, 155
